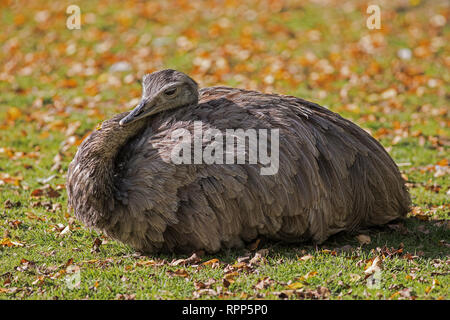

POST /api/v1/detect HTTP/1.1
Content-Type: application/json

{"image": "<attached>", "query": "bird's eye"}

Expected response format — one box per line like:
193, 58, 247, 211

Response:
164, 88, 177, 96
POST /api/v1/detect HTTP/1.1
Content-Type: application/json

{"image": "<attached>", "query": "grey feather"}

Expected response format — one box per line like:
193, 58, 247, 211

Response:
66, 69, 411, 253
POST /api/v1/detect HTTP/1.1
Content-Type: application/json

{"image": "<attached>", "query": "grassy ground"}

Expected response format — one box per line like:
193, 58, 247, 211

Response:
0, 0, 449, 300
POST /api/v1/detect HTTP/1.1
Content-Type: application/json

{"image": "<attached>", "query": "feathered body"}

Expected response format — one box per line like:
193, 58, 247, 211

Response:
67, 70, 410, 253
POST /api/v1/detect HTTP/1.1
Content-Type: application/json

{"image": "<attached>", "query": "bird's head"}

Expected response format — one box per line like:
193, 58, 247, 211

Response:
119, 69, 199, 126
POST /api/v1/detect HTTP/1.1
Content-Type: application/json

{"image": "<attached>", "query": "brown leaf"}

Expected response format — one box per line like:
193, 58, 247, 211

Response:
387, 223, 409, 235
321, 249, 337, 255
273, 290, 294, 299
31, 189, 44, 197
136, 260, 156, 267
45, 187, 60, 198
316, 286, 331, 298
247, 238, 260, 251
249, 251, 268, 265
1, 238, 24, 247
222, 278, 231, 288
254, 277, 273, 290
231, 262, 247, 269
356, 234, 371, 245
237, 256, 250, 263
364, 256, 383, 275
171, 252, 201, 266
4, 199, 21, 209
299, 254, 314, 261
167, 268, 189, 278
202, 258, 219, 266
64, 258, 74, 267
223, 271, 239, 281
287, 282, 304, 289
91, 238, 102, 253
115, 293, 136, 300
193, 288, 217, 298
390, 288, 413, 300
194, 281, 206, 290
60, 79, 78, 88
25, 212, 45, 221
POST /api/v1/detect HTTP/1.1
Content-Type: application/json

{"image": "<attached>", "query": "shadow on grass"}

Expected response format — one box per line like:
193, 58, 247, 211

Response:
133, 217, 449, 264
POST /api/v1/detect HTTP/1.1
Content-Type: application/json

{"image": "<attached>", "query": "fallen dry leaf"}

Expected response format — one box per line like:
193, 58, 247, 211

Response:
202, 258, 219, 266
136, 260, 157, 267
364, 256, 383, 275
247, 238, 261, 251
287, 282, 304, 289
356, 234, 371, 245
167, 268, 189, 278
91, 237, 102, 253
299, 254, 314, 261
171, 252, 202, 266
254, 277, 273, 290
1, 238, 24, 247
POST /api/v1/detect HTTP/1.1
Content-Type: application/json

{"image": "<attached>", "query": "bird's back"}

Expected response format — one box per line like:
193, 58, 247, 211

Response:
107, 87, 410, 253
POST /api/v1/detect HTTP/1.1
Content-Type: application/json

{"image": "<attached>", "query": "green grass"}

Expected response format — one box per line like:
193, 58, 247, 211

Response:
0, 0, 449, 299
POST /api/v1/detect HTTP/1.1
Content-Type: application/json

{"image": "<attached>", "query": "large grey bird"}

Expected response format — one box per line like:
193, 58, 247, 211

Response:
67, 69, 410, 253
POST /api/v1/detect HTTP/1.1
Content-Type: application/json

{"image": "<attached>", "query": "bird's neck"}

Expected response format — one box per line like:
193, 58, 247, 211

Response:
67, 113, 148, 228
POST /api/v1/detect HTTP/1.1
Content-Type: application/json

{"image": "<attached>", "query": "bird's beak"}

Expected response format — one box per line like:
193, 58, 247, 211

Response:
119, 100, 153, 126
